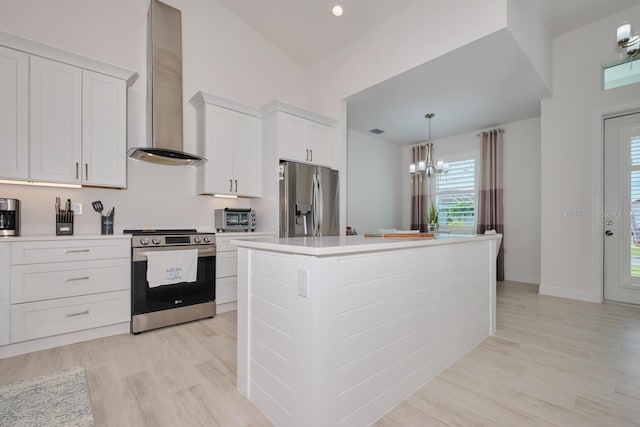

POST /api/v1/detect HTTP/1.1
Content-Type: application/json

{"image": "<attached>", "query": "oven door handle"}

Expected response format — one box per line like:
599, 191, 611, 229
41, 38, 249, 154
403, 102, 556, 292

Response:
132, 246, 216, 262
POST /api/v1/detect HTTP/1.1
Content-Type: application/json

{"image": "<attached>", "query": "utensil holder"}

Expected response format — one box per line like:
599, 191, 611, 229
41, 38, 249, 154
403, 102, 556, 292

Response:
56, 211, 74, 236
101, 215, 114, 235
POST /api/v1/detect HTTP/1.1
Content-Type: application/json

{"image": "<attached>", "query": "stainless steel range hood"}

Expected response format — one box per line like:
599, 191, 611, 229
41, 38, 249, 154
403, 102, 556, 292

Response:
128, 0, 206, 166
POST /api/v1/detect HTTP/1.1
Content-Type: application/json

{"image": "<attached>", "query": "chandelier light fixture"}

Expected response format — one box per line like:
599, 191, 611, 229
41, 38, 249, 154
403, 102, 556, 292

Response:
617, 23, 640, 59
409, 113, 449, 177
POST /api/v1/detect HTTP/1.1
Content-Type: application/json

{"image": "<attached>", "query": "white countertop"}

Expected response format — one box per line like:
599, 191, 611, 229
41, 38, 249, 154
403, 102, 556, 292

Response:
0, 231, 276, 243
232, 233, 502, 256
0, 234, 131, 242
213, 231, 276, 237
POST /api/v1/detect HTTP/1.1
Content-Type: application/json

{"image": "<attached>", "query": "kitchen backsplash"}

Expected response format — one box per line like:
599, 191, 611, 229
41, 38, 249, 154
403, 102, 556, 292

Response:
0, 159, 252, 236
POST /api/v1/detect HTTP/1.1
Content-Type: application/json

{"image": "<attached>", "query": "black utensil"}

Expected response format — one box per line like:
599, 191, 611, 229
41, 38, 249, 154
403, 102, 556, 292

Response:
92, 201, 104, 215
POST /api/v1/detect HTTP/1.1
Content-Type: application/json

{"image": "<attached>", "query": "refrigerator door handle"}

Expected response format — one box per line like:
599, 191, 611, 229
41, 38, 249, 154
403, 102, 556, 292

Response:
317, 172, 323, 236
312, 173, 319, 236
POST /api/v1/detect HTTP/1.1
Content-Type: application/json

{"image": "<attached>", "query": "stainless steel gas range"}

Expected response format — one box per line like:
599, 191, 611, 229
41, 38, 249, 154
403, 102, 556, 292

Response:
124, 229, 216, 333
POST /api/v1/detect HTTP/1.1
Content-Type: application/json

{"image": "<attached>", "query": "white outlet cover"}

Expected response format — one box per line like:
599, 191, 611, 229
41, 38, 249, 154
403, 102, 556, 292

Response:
72, 202, 82, 215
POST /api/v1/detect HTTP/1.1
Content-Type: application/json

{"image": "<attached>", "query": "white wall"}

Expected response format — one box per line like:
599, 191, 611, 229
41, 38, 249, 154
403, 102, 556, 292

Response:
502, 118, 541, 284
347, 130, 403, 234
401, 117, 541, 284
506, 0, 552, 92
305, 0, 509, 237
0, 0, 306, 234
307, 0, 508, 120
540, 4, 640, 302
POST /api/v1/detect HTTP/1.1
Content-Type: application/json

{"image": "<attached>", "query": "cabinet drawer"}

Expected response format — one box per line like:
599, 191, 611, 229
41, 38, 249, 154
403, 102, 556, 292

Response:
11, 239, 129, 264
217, 239, 242, 253
216, 276, 237, 304
11, 290, 130, 343
11, 258, 130, 303
216, 251, 238, 278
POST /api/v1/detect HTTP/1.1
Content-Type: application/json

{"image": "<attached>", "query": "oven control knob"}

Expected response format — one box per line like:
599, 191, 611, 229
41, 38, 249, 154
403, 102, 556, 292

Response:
152, 238, 161, 245
194, 236, 202, 244
203, 236, 210, 243
140, 237, 150, 245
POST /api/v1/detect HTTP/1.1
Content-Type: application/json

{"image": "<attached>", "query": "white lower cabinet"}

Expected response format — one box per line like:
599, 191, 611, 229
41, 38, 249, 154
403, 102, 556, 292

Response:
216, 277, 238, 305
11, 290, 130, 343
11, 258, 130, 303
3, 237, 131, 348
0, 243, 10, 346
216, 232, 274, 313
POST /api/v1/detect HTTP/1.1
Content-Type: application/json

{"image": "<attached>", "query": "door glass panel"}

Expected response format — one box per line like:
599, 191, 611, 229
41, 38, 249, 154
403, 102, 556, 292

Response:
630, 137, 640, 280
605, 113, 640, 303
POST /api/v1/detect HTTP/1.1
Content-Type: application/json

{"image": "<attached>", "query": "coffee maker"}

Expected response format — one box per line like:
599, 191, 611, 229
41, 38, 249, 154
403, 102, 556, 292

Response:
0, 198, 20, 236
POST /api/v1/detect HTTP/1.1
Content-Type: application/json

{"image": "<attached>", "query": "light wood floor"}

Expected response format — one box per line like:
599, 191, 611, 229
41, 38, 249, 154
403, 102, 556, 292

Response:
1, 282, 640, 426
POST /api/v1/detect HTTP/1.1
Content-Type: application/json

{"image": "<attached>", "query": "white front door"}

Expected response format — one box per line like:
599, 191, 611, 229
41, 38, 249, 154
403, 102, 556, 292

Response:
604, 112, 640, 304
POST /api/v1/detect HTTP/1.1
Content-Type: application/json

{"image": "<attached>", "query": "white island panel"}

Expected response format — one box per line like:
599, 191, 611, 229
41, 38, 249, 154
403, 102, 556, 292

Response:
236, 235, 500, 427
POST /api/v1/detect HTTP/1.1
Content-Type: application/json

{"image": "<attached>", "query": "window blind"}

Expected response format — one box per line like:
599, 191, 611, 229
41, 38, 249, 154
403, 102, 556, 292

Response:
435, 159, 475, 227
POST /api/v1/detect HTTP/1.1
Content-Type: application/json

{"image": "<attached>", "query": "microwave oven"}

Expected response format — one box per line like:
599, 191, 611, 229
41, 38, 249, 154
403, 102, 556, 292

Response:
215, 208, 256, 232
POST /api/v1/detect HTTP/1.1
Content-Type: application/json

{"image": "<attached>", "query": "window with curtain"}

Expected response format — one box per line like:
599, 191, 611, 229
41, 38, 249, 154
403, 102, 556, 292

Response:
435, 156, 476, 232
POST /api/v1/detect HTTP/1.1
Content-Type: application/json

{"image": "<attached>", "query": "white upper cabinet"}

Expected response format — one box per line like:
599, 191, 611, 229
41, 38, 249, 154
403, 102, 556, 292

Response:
192, 92, 262, 197
262, 101, 336, 168
0, 31, 136, 188
29, 56, 83, 183
278, 112, 331, 166
82, 70, 127, 187
232, 112, 261, 197
0, 46, 28, 180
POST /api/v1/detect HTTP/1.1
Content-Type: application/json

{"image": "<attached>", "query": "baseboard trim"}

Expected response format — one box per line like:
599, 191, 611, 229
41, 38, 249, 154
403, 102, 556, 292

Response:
504, 273, 540, 284
217, 301, 237, 314
0, 322, 130, 360
539, 285, 601, 303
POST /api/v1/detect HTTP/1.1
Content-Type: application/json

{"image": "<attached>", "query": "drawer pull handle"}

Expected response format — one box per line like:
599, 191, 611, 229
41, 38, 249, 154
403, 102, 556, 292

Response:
65, 276, 90, 282
64, 249, 90, 254
64, 310, 89, 318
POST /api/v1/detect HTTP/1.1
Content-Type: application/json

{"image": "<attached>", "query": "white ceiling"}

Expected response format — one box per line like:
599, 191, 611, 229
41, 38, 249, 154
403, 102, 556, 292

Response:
219, 0, 640, 145
346, 29, 550, 145
216, 0, 419, 68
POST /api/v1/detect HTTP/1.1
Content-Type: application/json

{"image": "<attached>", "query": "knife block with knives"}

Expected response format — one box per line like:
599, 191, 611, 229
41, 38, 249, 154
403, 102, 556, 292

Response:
55, 197, 74, 236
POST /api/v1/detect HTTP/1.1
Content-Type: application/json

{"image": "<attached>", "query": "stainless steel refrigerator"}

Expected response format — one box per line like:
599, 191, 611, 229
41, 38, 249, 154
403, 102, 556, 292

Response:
279, 160, 339, 237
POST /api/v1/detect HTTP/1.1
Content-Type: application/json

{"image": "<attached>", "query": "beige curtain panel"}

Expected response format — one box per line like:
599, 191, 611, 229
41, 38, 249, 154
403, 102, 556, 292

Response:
410, 145, 428, 232
477, 129, 505, 281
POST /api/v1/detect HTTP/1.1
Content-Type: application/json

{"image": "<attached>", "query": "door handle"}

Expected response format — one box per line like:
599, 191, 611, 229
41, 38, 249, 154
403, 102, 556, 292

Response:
605, 230, 614, 236
310, 149, 313, 162
234, 179, 238, 192
229, 179, 233, 192
306, 149, 309, 161
75, 162, 79, 180
85, 163, 88, 181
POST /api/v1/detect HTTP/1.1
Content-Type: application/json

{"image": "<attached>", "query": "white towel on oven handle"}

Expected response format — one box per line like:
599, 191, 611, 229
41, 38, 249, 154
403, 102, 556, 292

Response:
146, 249, 198, 288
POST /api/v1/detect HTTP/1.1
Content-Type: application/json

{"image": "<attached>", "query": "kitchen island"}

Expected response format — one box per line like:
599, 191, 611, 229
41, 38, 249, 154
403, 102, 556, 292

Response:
233, 234, 502, 427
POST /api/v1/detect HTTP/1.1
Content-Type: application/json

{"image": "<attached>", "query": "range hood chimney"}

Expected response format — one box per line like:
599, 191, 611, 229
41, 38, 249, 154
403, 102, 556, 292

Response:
128, 0, 206, 166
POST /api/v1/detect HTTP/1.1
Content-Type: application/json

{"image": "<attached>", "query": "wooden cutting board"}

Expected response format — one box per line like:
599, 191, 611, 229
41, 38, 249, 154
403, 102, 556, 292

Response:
364, 233, 435, 238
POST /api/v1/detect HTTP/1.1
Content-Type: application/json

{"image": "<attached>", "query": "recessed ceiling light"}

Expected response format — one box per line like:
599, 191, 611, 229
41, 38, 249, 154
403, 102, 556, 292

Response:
332, 5, 343, 17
